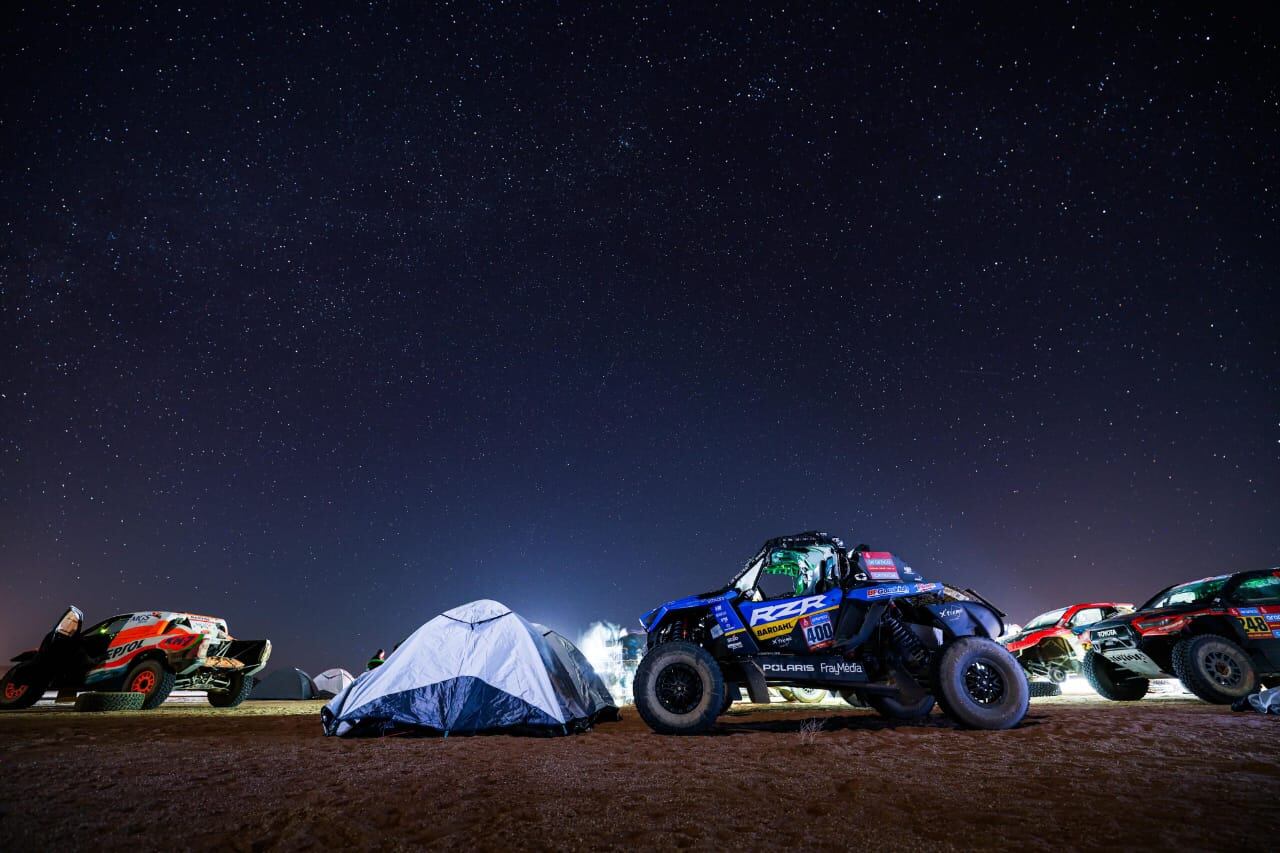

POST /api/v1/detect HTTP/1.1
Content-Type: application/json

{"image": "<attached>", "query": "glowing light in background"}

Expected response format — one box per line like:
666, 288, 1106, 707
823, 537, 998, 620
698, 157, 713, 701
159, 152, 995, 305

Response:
577, 621, 642, 704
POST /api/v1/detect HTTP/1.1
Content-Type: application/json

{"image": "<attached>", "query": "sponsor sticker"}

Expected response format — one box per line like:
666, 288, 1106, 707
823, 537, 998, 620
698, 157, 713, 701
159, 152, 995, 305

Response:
819, 660, 864, 676
867, 584, 910, 599
860, 551, 901, 581
800, 612, 834, 650
1238, 615, 1271, 638
762, 662, 817, 674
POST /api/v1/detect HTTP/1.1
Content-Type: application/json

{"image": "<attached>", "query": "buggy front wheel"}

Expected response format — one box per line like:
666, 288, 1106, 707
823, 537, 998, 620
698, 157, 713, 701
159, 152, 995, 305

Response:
932, 637, 1029, 730
633, 641, 725, 735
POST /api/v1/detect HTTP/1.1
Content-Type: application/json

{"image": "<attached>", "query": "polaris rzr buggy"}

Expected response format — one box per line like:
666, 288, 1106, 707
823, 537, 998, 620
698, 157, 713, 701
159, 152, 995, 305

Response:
633, 532, 1029, 733
0, 606, 272, 710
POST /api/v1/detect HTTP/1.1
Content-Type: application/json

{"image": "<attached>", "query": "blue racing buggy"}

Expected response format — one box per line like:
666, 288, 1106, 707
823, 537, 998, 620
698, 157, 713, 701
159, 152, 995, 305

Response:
633, 532, 1029, 733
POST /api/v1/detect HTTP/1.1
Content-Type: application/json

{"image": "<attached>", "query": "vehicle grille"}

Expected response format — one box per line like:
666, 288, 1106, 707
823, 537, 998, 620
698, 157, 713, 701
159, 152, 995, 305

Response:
1089, 624, 1137, 651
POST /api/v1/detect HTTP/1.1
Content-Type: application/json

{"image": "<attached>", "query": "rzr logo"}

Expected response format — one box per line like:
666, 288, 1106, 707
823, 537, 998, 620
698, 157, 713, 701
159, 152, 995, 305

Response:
748, 595, 830, 627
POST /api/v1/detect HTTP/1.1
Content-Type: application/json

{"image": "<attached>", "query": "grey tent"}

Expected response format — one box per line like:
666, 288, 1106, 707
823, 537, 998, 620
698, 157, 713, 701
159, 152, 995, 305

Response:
534, 625, 620, 720
322, 599, 620, 736
251, 668, 316, 700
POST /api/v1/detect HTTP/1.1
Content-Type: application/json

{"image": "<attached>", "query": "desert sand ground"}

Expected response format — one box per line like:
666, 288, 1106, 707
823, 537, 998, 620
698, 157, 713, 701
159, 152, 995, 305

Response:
1, 695, 1276, 851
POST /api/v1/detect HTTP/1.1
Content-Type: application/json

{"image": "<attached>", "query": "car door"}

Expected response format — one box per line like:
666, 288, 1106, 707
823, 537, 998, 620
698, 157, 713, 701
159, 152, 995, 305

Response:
1228, 572, 1280, 671
735, 571, 843, 654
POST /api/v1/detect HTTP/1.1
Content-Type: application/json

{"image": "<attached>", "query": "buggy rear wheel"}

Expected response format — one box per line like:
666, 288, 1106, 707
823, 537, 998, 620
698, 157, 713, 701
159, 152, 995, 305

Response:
634, 641, 724, 735
932, 637, 1028, 730
123, 659, 176, 709
207, 672, 253, 708
0, 664, 46, 710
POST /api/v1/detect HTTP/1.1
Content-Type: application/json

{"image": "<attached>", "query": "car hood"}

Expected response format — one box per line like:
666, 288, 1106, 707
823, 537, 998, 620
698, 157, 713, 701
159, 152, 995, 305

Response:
1004, 625, 1064, 651
639, 587, 734, 632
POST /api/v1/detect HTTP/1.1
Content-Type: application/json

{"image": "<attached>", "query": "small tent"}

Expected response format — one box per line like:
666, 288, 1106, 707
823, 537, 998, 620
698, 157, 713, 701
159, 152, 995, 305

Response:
251, 668, 316, 700
313, 668, 356, 699
321, 599, 620, 737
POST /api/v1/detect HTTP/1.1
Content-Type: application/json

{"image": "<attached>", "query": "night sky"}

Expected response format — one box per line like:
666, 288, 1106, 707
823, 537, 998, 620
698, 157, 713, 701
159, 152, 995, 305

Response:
2, 3, 1276, 674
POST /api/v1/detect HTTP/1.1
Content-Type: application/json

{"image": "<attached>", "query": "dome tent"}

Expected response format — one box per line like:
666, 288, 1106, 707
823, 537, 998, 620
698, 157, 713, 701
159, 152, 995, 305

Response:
251, 668, 316, 700
313, 668, 355, 698
321, 600, 619, 737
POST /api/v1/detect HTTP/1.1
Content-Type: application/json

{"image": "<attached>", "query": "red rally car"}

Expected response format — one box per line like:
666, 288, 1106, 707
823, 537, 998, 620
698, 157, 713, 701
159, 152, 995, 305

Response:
1004, 602, 1134, 689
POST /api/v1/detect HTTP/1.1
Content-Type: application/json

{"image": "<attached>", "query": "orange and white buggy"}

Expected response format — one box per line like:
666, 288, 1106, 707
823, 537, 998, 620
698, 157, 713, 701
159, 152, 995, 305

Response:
1, 606, 271, 710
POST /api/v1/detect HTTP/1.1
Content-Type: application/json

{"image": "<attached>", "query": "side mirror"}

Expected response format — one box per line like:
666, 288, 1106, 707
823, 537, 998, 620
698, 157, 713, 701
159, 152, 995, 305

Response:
54, 606, 83, 637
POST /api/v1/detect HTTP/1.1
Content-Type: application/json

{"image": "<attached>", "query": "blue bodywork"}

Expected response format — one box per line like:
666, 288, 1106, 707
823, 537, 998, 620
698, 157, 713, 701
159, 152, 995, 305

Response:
641, 580, 947, 639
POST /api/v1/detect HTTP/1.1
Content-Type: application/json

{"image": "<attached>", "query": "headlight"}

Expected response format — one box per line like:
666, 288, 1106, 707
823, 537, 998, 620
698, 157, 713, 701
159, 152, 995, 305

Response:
1135, 616, 1189, 634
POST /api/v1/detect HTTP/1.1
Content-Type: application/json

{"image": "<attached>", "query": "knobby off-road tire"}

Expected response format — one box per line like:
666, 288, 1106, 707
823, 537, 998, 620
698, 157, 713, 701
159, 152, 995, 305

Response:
1171, 634, 1258, 705
634, 641, 725, 735
931, 637, 1029, 730
1028, 681, 1063, 698
207, 672, 253, 708
0, 664, 46, 710
1081, 651, 1149, 701
123, 659, 176, 709
75, 691, 146, 712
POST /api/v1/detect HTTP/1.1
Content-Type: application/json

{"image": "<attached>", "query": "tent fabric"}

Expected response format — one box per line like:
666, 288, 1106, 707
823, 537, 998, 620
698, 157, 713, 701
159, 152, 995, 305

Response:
321, 599, 619, 737
251, 668, 316, 700
536, 626, 621, 725
313, 668, 355, 698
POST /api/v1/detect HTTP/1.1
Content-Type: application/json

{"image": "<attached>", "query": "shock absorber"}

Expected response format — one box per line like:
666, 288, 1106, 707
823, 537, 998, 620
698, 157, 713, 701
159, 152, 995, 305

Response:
883, 610, 929, 672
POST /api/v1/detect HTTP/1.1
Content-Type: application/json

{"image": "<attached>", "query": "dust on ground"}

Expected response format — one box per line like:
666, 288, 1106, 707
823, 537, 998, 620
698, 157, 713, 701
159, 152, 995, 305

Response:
1, 697, 1276, 851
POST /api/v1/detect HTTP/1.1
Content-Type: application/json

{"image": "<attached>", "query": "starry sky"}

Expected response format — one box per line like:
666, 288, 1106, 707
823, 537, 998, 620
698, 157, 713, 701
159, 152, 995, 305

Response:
1, 3, 1276, 674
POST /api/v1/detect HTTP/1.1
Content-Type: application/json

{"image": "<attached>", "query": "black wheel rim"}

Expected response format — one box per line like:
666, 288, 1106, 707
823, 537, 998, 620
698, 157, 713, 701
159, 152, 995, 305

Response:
1202, 649, 1243, 689
963, 659, 1007, 705
655, 662, 704, 715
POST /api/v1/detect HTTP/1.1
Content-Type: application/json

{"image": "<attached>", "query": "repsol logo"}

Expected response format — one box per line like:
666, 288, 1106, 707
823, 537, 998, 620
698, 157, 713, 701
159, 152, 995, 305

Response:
748, 595, 830, 627
106, 639, 144, 661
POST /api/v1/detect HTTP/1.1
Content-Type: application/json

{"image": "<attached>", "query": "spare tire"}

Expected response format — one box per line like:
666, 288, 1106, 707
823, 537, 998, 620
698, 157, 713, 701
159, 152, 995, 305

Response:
75, 692, 146, 712
1028, 681, 1063, 698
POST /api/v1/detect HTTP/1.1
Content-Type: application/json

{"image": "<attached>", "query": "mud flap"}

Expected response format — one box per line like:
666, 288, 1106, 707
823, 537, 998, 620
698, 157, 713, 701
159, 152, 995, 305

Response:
739, 660, 771, 703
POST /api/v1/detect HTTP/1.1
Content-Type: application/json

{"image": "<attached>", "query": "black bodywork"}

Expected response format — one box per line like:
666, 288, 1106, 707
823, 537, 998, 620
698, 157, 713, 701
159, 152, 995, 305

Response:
1086, 569, 1280, 680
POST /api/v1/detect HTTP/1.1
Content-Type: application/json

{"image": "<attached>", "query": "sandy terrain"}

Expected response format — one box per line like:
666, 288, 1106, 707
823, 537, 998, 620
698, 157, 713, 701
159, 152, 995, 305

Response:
1, 696, 1276, 851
